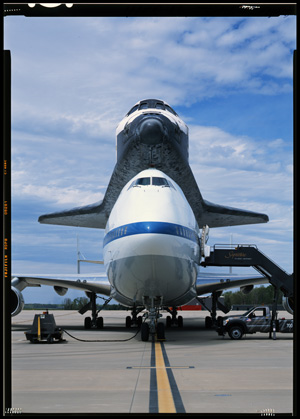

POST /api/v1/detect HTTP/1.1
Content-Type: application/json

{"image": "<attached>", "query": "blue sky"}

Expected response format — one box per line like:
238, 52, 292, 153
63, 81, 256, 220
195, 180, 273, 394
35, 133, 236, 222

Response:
4, 15, 295, 303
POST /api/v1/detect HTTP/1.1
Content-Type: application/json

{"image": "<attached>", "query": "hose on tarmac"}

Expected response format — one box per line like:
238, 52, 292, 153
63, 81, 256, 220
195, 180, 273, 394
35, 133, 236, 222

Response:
61, 325, 141, 343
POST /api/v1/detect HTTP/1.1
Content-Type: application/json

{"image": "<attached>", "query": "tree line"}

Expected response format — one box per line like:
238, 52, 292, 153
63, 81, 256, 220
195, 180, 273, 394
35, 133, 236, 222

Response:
24, 298, 127, 311
223, 285, 283, 309
62, 297, 127, 311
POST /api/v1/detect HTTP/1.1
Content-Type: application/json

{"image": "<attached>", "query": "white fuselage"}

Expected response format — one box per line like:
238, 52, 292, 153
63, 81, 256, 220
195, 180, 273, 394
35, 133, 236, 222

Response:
103, 168, 200, 308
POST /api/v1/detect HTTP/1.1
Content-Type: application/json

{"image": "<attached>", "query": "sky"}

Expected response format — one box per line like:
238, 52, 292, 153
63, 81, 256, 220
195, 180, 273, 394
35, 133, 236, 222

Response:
4, 13, 296, 303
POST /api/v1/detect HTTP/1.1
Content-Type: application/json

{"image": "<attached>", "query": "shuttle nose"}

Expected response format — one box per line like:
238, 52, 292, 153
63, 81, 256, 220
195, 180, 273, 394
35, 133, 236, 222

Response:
138, 118, 164, 145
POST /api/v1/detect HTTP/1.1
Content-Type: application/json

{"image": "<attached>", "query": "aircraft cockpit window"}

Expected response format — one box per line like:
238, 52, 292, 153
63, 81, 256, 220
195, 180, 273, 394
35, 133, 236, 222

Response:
152, 177, 170, 187
132, 177, 151, 187
129, 176, 175, 189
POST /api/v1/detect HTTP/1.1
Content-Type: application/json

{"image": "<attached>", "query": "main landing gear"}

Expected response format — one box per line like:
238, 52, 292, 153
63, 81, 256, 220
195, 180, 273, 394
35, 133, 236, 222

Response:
125, 305, 144, 328
197, 292, 229, 329
79, 292, 112, 329
165, 306, 184, 328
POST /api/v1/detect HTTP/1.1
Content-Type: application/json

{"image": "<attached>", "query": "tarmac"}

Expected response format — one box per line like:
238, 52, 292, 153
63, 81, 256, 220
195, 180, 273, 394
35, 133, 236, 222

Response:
10, 309, 294, 415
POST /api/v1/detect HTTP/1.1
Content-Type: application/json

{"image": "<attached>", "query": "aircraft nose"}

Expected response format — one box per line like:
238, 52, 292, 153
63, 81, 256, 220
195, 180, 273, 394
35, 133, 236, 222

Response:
138, 118, 164, 145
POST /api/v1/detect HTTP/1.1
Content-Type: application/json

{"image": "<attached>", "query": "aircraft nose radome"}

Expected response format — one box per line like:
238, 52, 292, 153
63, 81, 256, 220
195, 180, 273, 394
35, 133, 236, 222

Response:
138, 118, 164, 145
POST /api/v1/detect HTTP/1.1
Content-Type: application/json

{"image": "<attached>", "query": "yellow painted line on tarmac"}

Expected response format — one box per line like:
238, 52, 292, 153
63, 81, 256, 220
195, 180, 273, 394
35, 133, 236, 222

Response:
154, 341, 176, 413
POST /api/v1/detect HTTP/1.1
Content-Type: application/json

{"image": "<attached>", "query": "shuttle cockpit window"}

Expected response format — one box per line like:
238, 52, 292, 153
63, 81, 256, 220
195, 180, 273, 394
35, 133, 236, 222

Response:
139, 102, 148, 110
155, 102, 165, 110
127, 105, 139, 116
165, 105, 177, 116
126, 100, 178, 116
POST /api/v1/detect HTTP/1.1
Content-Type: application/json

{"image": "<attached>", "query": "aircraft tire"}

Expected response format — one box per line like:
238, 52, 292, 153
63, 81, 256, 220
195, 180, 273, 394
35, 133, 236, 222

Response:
96, 317, 104, 329
157, 322, 165, 340
84, 317, 92, 329
126, 316, 132, 328
141, 323, 150, 341
166, 316, 172, 328
205, 316, 213, 328
177, 315, 183, 328
217, 316, 223, 327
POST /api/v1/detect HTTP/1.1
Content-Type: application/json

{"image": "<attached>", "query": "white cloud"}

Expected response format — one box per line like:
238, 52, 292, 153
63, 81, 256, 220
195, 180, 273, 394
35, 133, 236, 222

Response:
5, 15, 296, 119
12, 171, 104, 206
189, 124, 292, 176
23, 184, 103, 206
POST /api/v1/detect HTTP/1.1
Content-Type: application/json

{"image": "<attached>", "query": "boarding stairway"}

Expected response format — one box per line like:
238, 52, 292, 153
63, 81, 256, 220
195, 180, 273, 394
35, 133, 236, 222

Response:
200, 244, 293, 298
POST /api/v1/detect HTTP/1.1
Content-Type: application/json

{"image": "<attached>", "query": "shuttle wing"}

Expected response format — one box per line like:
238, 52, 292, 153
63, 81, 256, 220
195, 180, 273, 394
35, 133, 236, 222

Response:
198, 199, 269, 228
38, 183, 268, 230
38, 135, 269, 230
38, 159, 139, 229
38, 200, 107, 229
174, 165, 269, 228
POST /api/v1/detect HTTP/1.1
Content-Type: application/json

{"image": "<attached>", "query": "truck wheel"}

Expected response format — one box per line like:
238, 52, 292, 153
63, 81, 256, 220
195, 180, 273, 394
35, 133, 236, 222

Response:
228, 325, 244, 340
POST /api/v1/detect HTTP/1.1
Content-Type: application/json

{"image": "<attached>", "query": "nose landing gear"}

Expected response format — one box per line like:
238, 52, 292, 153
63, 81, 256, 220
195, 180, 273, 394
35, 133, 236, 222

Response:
141, 296, 165, 342
140, 318, 165, 342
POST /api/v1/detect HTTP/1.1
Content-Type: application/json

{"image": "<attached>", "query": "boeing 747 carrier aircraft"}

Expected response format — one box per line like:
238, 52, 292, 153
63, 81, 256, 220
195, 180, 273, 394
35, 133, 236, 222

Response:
11, 99, 291, 341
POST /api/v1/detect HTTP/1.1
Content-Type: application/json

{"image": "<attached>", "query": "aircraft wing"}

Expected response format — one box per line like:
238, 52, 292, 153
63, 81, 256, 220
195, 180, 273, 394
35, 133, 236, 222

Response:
12, 274, 111, 296
196, 272, 268, 296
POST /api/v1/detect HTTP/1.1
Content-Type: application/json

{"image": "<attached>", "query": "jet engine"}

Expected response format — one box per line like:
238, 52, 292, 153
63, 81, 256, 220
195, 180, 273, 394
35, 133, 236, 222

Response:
54, 285, 68, 296
282, 295, 294, 315
240, 284, 254, 295
11, 287, 25, 317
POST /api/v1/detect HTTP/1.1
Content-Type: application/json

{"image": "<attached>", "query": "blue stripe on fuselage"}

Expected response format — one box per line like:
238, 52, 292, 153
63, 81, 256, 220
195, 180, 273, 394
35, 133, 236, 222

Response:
103, 221, 199, 247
